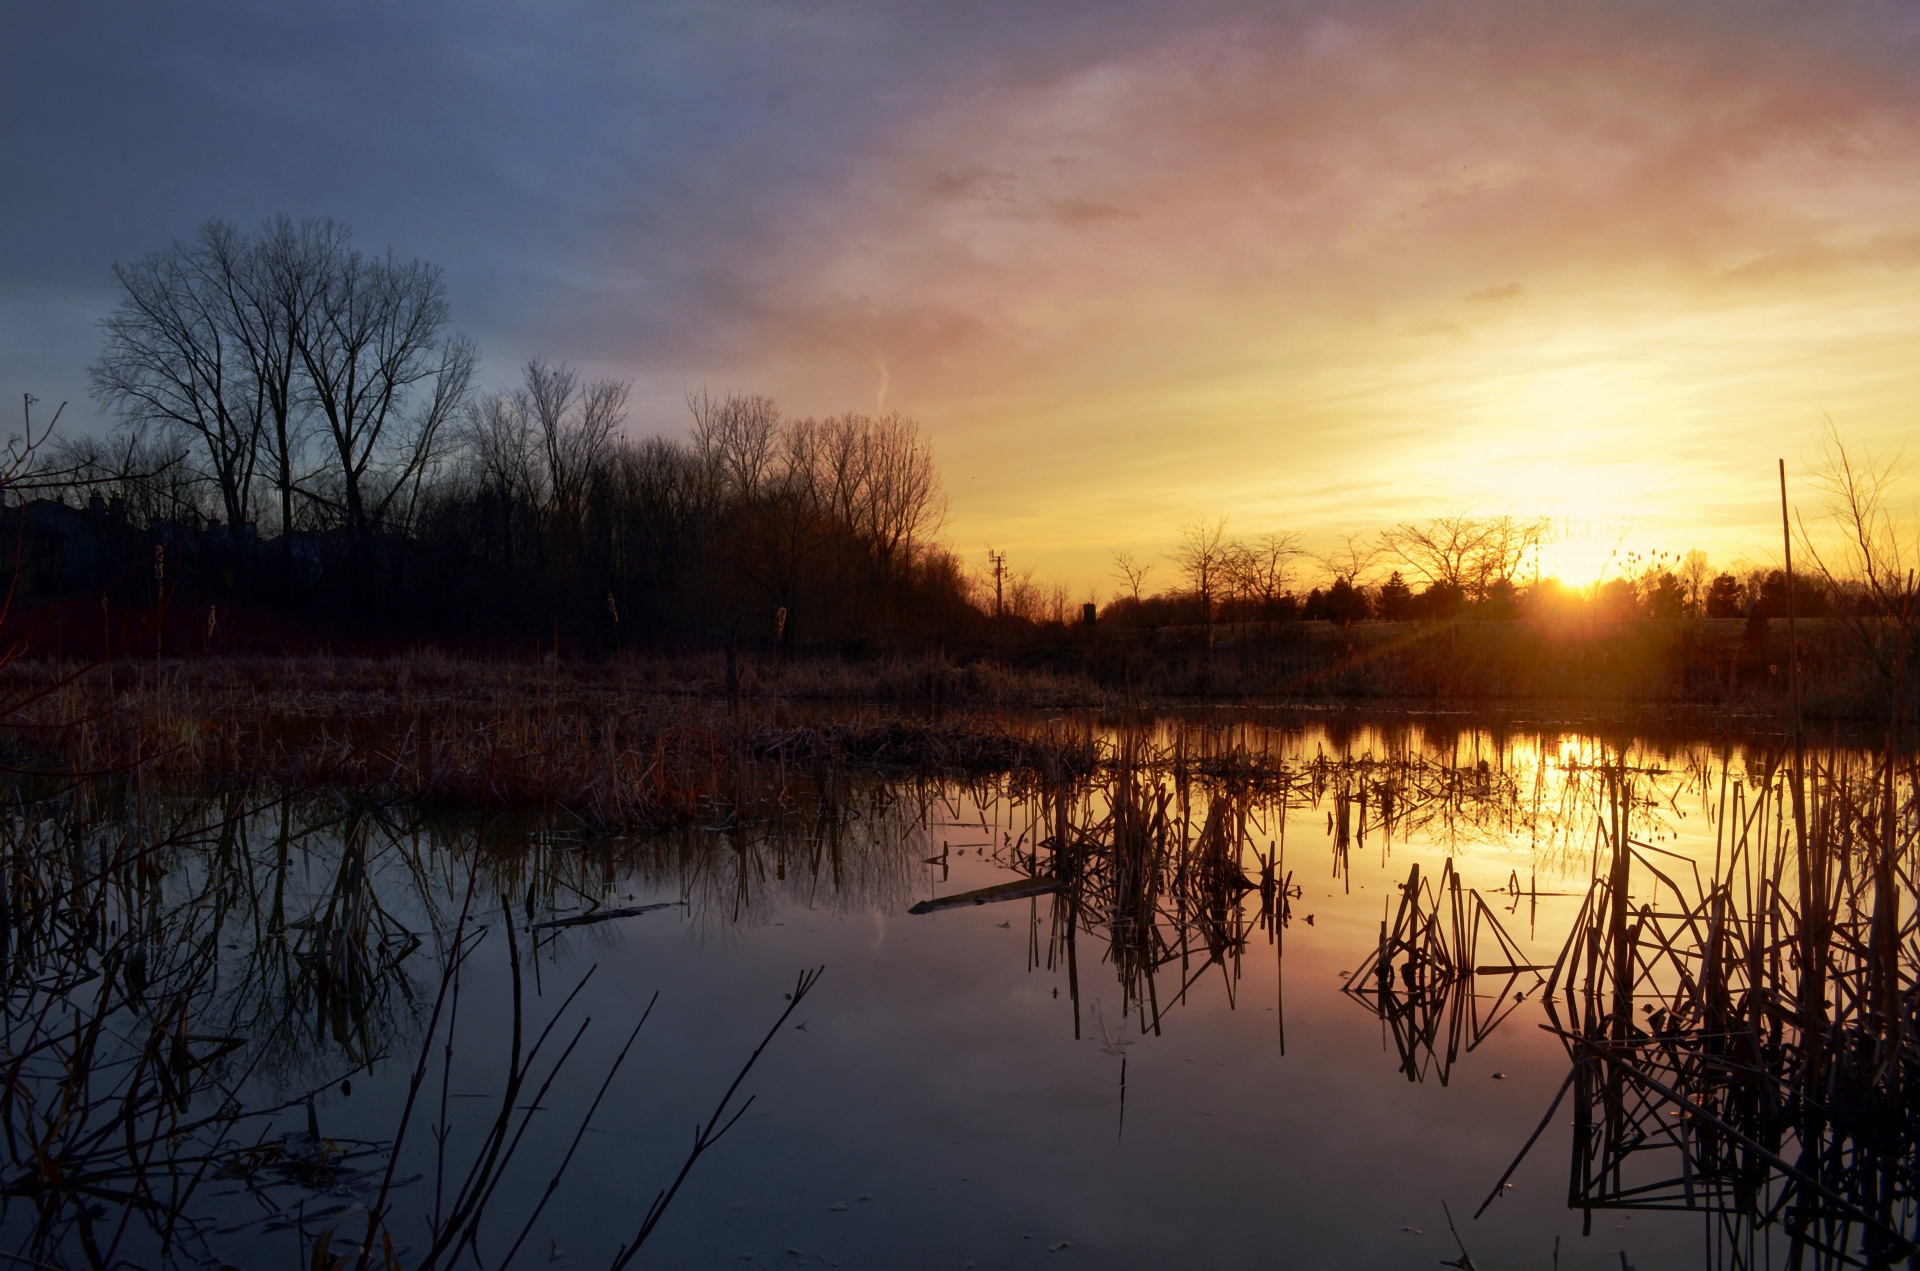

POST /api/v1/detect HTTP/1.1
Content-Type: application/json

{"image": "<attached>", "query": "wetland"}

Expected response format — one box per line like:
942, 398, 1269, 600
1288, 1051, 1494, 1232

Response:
3, 677, 1913, 1270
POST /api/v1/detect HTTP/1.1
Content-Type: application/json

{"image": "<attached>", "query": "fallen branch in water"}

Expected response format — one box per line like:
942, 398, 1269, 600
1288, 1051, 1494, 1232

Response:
908, 877, 1063, 915
527, 901, 684, 931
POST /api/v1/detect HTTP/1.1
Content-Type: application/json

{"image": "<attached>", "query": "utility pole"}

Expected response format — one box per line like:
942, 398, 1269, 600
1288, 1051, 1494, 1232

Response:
987, 549, 1007, 618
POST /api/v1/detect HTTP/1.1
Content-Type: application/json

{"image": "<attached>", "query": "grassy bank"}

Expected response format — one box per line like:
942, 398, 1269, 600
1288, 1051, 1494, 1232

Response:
1029, 614, 1910, 722
0, 617, 1905, 827
0, 656, 1111, 826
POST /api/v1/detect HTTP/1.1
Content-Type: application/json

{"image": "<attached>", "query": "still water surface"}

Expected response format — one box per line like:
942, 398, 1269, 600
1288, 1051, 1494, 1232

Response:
7, 717, 1905, 1269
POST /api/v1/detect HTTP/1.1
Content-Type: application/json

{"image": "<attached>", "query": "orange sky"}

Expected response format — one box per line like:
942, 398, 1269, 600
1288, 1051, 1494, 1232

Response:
9, 4, 1919, 596
688, 12, 1920, 594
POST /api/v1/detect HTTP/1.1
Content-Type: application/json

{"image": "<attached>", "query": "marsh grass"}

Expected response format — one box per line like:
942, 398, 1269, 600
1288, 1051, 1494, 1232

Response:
1477, 748, 1920, 1267
0, 656, 1116, 829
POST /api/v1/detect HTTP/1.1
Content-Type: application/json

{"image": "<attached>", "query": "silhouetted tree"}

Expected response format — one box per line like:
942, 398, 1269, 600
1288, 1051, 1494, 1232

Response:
295, 242, 474, 586
1482, 576, 1520, 619
1679, 548, 1713, 615
1415, 580, 1466, 620
1644, 570, 1686, 619
1111, 550, 1152, 606
1380, 514, 1547, 602
1377, 570, 1414, 621
1802, 424, 1920, 735
1595, 577, 1640, 620
92, 222, 266, 540
1323, 575, 1370, 624
1752, 569, 1829, 619
1706, 572, 1743, 618
1173, 517, 1229, 646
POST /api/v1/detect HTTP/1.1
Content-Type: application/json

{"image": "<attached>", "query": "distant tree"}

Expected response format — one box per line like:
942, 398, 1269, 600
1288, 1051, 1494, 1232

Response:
248, 217, 345, 564
524, 358, 626, 525
1595, 577, 1640, 620
1705, 572, 1744, 618
1377, 570, 1414, 621
1752, 569, 1828, 619
1316, 532, 1380, 590
289, 234, 475, 584
1111, 550, 1152, 605
1481, 576, 1520, 618
1173, 517, 1230, 644
97, 216, 478, 596
1379, 514, 1547, 602
1414, 579, 1466, 620
1802, 424, 1920, 734
1644, 570, 1686, 619
689, 390, 780, 501
1229, 531, 1301, 620
1679, 549, 1713, 614
1323, 575, 1370, 624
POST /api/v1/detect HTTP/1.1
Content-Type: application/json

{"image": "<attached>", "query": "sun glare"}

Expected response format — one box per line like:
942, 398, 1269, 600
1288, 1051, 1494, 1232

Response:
1531, 521, 1637, 589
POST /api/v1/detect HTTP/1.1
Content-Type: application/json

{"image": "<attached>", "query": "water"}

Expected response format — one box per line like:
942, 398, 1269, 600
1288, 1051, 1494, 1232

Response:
3, 717, 1909, 1269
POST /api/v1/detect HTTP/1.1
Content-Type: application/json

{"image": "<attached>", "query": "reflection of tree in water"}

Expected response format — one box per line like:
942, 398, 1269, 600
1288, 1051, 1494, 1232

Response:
1486, 753, 1920, 1268
905, 721, 1586, 1045
512, 775, 928, 944
176, 797, 440, 1088
16, 717, 1908, 1267
0, 784, 404, 1265
1, 775, 869, 1267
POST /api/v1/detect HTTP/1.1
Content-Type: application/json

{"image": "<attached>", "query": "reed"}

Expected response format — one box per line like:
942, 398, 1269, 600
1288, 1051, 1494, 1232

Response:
1486, 747, 1920, 1266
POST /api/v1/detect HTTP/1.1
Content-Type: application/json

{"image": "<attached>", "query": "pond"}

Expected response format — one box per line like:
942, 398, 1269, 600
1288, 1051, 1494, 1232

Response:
4, 716, 1912, 1269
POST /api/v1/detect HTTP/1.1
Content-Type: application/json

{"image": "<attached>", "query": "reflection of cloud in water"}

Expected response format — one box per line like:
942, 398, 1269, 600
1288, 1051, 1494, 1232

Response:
14, 717, 1909, 1268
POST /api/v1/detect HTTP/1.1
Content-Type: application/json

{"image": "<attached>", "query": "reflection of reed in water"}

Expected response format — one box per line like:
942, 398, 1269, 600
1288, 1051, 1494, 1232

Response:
1341, 858, 1543, 1085
0, 778, 837, 1268
0, 787, 363, 1268
1485, 753, 1919, 1268
914, 723, 1562, 1046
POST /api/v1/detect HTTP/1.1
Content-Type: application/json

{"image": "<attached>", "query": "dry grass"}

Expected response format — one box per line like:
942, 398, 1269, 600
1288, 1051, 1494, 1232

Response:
0, 655, 1108, 827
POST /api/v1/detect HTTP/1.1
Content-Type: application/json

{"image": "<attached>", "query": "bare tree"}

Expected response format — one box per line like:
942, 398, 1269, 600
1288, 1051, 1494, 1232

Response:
859, 412, 943, 568
1801, 425, 1918, 735
226, 216, 346, 561
294, 246, 474, 573
1679, 548, 1713, 615
1242, 532, 1302, 612
1379, 514, 1547, 601
92, 222, 264, 537
1378, 516, 1479, 592
1317, 532, 1379, 587
1478, 514, 1550, 591
519, 358, 628, 523
462, 389, 538, 507
1111, 550, 1152, 604
689, 391, 781, 501
1172, 517, 1230, 643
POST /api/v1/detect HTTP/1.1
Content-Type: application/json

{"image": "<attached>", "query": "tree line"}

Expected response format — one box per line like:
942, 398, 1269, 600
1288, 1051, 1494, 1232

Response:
36, 217, 962, 650
1096, 512, 1902, 631
19, 216, 1915, 658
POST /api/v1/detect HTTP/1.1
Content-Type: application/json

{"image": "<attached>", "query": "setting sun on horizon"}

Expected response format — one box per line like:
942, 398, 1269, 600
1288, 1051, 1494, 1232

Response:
11, 7, 1920, 600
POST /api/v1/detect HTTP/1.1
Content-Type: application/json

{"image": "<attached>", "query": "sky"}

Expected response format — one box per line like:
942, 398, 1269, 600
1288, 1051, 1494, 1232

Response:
6, 1, 1920, 594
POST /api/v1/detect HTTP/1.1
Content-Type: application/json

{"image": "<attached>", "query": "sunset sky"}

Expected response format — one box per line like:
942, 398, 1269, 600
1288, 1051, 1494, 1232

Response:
6, 2, 1920, 592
